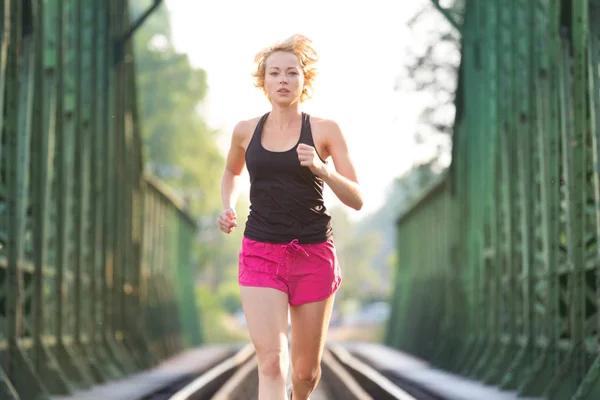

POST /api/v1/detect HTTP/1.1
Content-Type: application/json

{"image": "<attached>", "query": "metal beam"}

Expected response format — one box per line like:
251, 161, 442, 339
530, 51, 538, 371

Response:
124, 0, 163, 42
430, 0, 461, 31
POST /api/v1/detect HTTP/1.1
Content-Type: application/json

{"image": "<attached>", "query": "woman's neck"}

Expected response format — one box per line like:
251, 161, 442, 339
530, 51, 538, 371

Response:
269, 103, 302, 129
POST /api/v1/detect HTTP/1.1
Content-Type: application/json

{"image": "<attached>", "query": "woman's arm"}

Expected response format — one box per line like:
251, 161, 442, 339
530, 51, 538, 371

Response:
298, 119, 362, 211
219, 121, 247, 233
321, 120, 362, 210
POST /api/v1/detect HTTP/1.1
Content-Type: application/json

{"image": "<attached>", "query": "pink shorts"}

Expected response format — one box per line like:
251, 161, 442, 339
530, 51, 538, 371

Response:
238, 237, 342, 306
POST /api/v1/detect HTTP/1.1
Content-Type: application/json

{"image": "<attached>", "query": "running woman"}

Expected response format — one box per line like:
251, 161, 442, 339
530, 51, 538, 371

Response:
218, 34, 362, 400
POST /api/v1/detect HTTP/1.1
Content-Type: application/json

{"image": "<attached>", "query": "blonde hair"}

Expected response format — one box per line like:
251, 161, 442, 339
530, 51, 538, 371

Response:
252, 34, 319, 102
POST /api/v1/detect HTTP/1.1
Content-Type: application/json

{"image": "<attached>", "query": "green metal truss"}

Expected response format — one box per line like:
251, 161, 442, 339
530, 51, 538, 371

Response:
0, 1, 202, 399
387, 1, 600, 399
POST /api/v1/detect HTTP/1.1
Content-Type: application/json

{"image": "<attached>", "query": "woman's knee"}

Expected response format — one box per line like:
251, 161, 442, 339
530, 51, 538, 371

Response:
257, 349, 287, 379
292, 359, 321, 384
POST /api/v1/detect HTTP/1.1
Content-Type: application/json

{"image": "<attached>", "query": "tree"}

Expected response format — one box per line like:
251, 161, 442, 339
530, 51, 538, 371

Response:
130, 0, 224, 217
130, 1, 249, 292
354, 161, 441, 295
395, 0, 462, 169
329, 206, 384, 303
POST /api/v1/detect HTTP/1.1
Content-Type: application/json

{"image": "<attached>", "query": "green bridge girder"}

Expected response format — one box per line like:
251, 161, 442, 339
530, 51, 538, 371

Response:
0, 1, 202, 399
387, 1, 600, 399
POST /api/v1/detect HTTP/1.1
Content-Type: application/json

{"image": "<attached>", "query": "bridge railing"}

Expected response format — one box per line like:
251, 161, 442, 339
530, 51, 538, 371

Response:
0, 1, 201, 399
385, 177, 459, 362
387, 0, 600, 399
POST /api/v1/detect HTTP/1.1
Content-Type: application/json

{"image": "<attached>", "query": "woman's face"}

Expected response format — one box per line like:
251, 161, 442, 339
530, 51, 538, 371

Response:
264, 51, 304, 104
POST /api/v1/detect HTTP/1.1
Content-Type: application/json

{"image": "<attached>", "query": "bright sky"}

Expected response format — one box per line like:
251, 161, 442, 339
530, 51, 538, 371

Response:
164, 0, 438, 220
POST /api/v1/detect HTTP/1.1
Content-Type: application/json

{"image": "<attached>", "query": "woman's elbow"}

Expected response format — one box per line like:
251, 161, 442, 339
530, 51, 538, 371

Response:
352, 198, 364, 211
223, 166, 242, 180
348, 188, 363, 211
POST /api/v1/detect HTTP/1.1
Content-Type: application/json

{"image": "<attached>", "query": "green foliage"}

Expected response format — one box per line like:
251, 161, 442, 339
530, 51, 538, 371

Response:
129, 0, 249, 292
195, 285, 248, 344
129, 0, 174, 42
130, 0, 223, 216
330, 206, 386, 304
334, 161, 440, 306
196, 201, 249, 292
216, 280, 242, 314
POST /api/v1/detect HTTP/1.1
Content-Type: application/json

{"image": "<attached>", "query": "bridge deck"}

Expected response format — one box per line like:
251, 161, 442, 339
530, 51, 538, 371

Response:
340, 342, 542, 400
50, 345, 237, 400
49, 341, 543, 400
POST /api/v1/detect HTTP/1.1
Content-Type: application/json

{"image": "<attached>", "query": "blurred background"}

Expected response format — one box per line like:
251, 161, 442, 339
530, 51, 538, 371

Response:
127, 0, 459, 345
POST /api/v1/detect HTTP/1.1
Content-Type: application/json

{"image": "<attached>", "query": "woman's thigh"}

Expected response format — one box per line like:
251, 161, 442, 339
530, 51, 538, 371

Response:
239, 286, 289, 355
289, 294, 336, 373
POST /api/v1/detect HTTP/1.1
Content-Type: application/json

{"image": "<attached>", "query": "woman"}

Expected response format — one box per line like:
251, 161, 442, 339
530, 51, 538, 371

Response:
218, 34, 362, 400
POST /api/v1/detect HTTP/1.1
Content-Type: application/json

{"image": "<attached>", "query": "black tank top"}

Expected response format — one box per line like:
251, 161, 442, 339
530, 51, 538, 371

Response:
243, 112, 333, 244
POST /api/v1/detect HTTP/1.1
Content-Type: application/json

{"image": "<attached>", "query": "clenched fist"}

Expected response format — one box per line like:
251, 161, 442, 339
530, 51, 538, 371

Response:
218, 208, 237, 234
297, 143, 326, 177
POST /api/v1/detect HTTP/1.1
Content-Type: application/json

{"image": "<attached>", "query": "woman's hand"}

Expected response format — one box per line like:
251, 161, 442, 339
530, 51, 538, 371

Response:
297, 144, 327, 178
218, 208, 237, 234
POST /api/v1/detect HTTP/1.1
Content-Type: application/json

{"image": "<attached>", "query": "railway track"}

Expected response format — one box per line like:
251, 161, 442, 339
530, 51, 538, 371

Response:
139, 343, 444, 400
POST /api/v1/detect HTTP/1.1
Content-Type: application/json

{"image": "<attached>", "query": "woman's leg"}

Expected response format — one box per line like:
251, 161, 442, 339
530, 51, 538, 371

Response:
240, 286, 290, 399
289, 295, 336, 400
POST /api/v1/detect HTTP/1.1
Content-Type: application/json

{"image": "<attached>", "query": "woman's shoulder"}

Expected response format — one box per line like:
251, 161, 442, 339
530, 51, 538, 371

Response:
306, 114, 336, 125
234, 116, 263, 132
306, 115, 344, 138
231, 116, 264, 143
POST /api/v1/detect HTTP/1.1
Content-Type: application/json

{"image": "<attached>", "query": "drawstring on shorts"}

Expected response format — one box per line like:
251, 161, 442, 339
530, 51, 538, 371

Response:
276, 239, 309, 276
